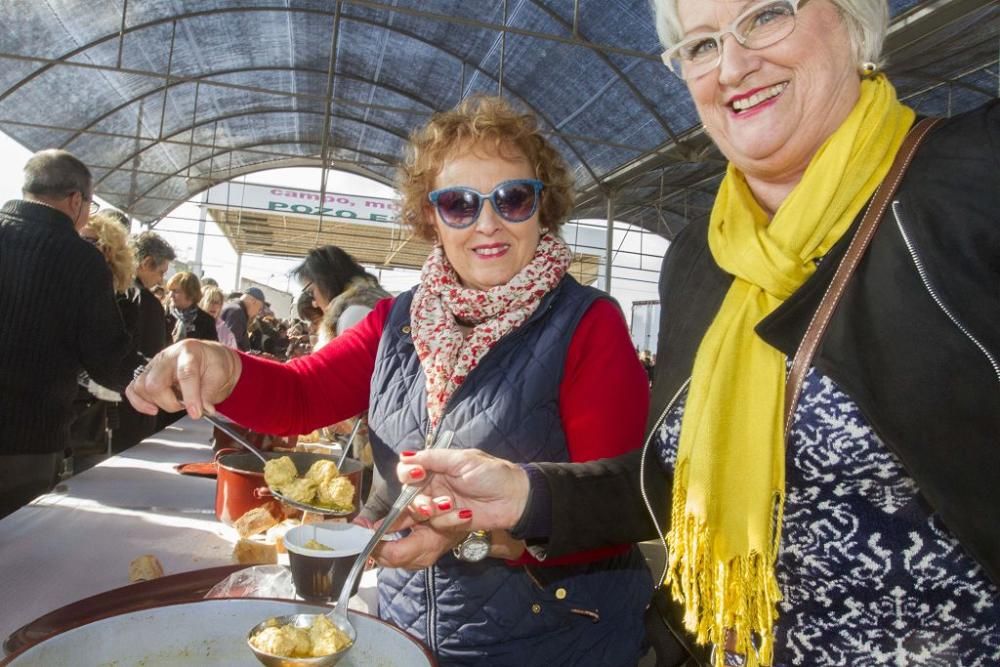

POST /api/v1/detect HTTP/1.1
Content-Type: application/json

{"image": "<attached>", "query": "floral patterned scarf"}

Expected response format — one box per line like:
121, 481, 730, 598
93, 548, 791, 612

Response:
410, 233, 573, 427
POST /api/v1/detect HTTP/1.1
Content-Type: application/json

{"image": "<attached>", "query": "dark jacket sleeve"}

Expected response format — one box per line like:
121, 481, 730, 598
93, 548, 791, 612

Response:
109, 287, 146, 388
531, 444, 670, 558
195, 309, 219, 342
76, 255, 130, 391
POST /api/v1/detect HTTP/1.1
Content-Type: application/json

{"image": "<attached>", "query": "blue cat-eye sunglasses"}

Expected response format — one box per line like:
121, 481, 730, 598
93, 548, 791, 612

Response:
428, 178, 544, 229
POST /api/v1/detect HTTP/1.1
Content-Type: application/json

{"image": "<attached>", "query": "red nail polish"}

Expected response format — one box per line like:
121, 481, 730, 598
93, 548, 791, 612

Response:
458, 509, 473, 520
418, 506, 432, 517
437, 501, 452, 511
409, 468, 425, 480
401, 450, 417, 457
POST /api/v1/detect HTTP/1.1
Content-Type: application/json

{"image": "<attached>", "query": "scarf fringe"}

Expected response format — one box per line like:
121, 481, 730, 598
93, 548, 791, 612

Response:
666, 469, 785, 667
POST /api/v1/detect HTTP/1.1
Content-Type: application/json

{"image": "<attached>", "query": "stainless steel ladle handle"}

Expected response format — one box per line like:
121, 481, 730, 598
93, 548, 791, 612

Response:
204, 414, 270, 466
331, 430, 455, 620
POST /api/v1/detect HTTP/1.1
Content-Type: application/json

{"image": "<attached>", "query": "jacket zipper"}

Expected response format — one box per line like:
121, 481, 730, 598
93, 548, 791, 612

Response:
419, 306, 549, 653
418, 288, 565, 652
892, 201, 1000, 384
640, 377, 691, 587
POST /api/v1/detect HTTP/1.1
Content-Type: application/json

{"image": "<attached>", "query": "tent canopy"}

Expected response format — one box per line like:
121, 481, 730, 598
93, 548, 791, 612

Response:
0, 0, 996, 244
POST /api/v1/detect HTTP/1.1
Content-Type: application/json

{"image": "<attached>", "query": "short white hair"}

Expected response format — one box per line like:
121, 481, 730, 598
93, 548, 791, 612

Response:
650, 0, 889, 67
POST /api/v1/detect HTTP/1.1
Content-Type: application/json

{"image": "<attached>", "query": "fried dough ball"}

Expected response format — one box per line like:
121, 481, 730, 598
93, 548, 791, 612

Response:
280, 477, 317, 504
317, 475, 355, 510
309, 614, 352, 656
305, 459, 339, 486
263, 456, 297, 489
250, 621, 311, 657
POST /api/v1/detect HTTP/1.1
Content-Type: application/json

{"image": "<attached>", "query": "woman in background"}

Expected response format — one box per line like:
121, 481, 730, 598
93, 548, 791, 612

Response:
165, 272, 217, 343
200, 285, 238, 349
292, 245, 390, 350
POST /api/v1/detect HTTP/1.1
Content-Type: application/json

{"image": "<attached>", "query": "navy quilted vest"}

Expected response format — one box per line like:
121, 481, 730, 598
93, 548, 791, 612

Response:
367, 275, 652, 666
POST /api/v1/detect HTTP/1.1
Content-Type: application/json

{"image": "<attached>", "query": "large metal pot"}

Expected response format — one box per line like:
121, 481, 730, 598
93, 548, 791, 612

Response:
215, 449, 364, 524
1, 598, 436, 666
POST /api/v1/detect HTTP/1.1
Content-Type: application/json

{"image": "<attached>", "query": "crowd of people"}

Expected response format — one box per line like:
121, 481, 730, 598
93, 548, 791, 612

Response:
3, 0, 998, 665
0, 148, 365, 504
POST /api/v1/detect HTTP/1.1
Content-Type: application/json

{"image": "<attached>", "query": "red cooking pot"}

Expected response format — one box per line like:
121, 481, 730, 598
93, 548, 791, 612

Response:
214, 449, 364, 525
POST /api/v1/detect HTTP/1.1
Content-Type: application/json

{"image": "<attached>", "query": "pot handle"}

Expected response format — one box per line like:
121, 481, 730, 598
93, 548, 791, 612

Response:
254, 486, 274, 499
214, 447, 241, 462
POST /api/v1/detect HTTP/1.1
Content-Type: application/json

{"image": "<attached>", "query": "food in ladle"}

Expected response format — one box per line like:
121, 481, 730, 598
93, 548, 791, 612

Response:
263, 457, 355, 512
250, 614, 352, 658
263, 456, 297, 488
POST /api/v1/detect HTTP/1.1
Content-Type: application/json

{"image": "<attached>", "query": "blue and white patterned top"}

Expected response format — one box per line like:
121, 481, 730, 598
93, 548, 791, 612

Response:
654, 366, 1000, 666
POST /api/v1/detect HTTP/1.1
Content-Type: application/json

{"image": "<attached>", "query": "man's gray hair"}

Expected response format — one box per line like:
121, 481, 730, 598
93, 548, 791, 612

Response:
133, 231, 176, 265
650, 0, 889, 68
22, 149, 93, 199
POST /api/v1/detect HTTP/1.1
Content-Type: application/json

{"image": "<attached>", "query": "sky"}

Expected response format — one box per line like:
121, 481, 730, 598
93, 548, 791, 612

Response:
0, 131, 667, 348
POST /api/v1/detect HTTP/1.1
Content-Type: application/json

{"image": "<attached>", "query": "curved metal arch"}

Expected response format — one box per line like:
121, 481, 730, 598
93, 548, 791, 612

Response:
4, 5, 601, 185
93, 107, 408, 190
124, 136, 399, 216
61, 65, 440, 150
525, 0, 681, 145
0, 2, 659, 105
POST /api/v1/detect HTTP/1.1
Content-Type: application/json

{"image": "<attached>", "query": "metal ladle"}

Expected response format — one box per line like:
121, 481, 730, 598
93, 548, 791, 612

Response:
247, 429, 455, 667
206, 415, 354, 518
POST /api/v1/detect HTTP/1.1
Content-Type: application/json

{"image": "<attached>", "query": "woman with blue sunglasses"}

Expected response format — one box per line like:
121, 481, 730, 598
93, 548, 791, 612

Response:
128, 95, 653, 666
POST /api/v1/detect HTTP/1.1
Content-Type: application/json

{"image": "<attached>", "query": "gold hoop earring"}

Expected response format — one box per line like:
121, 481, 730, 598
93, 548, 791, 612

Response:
860, 62, 878, 78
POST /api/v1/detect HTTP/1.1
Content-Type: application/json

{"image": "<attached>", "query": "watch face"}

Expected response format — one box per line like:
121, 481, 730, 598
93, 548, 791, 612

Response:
461, 538, 490, 562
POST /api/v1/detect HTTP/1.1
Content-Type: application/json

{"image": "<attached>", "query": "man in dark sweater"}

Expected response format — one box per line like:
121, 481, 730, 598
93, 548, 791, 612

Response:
219, 287, 266, 352
0, 149, 129, 517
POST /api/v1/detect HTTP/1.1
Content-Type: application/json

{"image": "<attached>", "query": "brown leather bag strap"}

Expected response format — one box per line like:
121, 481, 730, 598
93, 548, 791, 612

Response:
783, 117, 942, 439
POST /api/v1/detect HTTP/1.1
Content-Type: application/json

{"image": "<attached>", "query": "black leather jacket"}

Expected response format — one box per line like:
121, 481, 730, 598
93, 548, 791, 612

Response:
532, 100, 1000, 660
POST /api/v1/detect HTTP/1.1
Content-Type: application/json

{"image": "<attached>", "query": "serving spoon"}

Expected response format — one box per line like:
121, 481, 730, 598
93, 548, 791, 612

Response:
247, 429, 455, 667
206, 414, 354, 518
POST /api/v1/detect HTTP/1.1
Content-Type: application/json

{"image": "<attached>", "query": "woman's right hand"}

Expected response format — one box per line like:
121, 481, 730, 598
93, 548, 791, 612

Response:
396, 448, 531, 533
125, 340, 241, 420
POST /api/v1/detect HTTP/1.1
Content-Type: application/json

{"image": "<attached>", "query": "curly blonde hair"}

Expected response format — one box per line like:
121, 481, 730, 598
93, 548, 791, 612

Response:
85, 212, 135, 292
397, 95, 574, 242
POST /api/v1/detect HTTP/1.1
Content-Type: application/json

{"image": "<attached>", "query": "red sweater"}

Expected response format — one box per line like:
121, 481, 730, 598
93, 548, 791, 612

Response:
219, 296, 650, 565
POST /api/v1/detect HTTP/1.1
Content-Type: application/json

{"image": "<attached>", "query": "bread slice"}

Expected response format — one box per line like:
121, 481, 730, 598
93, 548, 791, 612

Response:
234, 505, 280, 538
128, 554, 164, 582
232, 538, 278, 565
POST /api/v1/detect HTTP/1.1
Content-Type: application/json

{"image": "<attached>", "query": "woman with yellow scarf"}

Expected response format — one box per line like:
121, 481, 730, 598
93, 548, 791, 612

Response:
390, 1, 1000, 665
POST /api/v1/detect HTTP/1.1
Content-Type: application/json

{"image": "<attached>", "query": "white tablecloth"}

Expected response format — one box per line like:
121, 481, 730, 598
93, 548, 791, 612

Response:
0, 417, 376, 647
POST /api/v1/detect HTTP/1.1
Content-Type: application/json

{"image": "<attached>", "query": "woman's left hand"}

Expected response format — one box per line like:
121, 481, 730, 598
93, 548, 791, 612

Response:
372, 519, 466, 570
374, 519, 526, 569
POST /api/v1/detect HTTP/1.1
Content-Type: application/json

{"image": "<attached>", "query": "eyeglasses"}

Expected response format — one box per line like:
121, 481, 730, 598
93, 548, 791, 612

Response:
661, 0, 806, 81
88, 200, 100, 215
428, 179, 544, 229
300, 281, 314, 297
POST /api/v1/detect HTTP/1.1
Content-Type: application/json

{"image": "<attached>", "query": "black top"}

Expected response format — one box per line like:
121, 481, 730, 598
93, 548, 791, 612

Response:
171, 306, 218, 343
0, 200, 130, 455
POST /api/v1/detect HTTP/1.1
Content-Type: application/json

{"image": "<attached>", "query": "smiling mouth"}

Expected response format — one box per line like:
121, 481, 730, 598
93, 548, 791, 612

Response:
473, 244, 510, 258
730, 82, 788, 113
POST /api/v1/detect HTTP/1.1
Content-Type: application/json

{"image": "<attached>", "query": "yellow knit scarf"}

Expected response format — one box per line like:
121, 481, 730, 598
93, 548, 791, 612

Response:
665, 75, 914, 666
